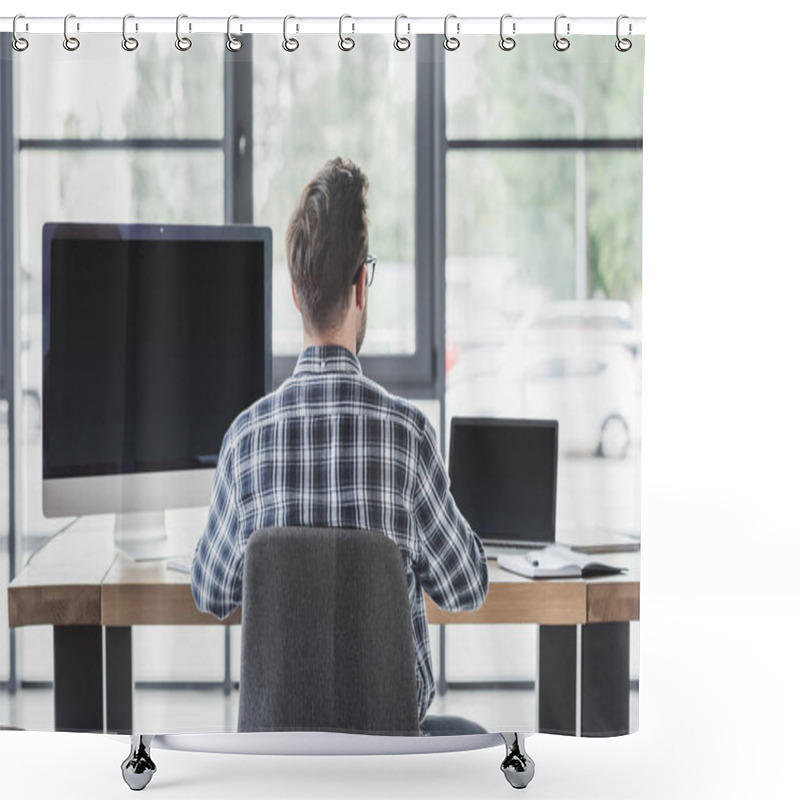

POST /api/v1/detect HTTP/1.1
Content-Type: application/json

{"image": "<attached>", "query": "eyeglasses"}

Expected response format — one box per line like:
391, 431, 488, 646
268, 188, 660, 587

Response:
353, 254, 377, 287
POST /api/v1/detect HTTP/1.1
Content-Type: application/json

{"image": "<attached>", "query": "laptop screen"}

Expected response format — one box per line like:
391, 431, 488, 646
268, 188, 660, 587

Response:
448, 417, 559, 545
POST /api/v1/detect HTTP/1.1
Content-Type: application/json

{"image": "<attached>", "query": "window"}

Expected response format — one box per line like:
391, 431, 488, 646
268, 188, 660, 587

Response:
444, 36, 644, 532
1, 33, 442, 699
9, 34, 229, 695
447, 35, 644, 140
15, 36, 227, 544
251, 36, 432, 391
18, 36, 224, 140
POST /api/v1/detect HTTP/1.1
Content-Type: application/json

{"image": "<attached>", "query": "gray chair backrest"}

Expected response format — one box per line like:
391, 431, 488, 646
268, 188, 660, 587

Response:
237, 527, 420, 735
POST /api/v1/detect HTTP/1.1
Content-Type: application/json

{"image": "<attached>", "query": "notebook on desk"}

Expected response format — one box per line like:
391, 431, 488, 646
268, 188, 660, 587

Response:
497, 544, 627, 580
448, 417, 559, 559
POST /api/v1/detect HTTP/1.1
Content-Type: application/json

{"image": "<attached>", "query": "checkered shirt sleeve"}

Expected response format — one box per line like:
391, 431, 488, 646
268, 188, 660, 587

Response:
191, 431, 244, 619
412, 420, 489, 612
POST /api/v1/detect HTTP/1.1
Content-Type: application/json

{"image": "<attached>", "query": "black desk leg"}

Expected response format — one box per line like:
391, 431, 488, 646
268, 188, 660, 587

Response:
106, 626, 133, 734
53, 625, 104, 732
538, 625, 577, 735
53, 625, 133, 733
581, 622, 630, 737
539, 623, 630, 737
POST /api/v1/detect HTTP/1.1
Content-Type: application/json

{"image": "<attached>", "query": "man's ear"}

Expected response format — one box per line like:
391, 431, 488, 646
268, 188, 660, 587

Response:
354, 266, 367, 311
291, 281, 302, 313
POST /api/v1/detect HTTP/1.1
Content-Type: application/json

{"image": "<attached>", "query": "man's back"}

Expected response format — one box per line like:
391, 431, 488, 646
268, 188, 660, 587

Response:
192, 344, 488, 721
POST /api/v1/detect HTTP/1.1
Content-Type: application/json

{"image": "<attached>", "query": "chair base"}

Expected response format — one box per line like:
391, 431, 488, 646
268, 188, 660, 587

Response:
121, 735, 156, 791
149, 729, 503, 756
118, 730, 534, 790
500, 732, 535, 789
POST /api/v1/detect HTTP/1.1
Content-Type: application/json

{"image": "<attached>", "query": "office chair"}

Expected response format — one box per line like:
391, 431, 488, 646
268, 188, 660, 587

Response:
237, 526, 420, 734
121, 527, 535, 789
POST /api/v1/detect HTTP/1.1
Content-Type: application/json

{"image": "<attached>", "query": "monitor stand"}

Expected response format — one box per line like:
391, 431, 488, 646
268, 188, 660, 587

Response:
114, 511, 171, 561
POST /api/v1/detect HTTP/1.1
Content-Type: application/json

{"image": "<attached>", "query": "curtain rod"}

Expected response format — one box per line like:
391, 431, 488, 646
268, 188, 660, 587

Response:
0, 16, 646, 37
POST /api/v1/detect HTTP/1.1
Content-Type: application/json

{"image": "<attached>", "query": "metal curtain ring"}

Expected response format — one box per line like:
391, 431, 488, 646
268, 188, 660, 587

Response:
12, 14, 29, 52
227, 15, 242, 52
122, 14, 139, 52
282, 15, 299, 52
338, 14, 355, 51
553, 14, 570, 52
443, 14, 460, 51
63, 13, 80, 51
615, 14, 632, 52
499, 14, 516, 51
394, 14, 411, 51
175, 14, 192, 51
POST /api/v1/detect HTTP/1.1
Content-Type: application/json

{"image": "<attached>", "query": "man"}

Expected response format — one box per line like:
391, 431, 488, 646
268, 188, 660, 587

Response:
192, 157, 488, 732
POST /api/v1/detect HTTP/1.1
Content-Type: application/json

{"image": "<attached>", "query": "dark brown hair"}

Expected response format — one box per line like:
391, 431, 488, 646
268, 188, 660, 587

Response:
285, 157, 369, 333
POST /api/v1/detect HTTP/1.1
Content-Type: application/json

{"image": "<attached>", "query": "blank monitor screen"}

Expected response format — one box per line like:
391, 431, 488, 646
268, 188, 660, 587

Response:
448, 417, 559, 544
43, 223, 271, 480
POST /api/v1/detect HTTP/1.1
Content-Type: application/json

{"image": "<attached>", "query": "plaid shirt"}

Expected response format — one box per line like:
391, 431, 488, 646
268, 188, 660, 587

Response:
191, 344, 488, 721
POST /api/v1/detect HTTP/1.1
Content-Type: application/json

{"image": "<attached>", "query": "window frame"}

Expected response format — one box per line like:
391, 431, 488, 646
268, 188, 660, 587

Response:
262, 39, 440, 398
0, 33, 447, 690
0, 34, 18, 692
2, 37, 234, 694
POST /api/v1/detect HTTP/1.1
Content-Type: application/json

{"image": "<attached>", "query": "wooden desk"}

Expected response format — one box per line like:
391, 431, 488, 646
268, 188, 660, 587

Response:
8, 520, 639, 737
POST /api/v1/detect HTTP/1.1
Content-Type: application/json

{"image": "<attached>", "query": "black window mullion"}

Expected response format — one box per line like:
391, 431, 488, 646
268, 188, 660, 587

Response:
224, 35, 253, 226
271, 38, 439, 397
18, 138, 223, 151
221, 36, 256, 697
1, 31, 19, 692
447, 137, 643, 151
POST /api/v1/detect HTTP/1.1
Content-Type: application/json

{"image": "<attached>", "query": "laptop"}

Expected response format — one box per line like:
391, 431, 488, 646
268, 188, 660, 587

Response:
448, 417, 559, 559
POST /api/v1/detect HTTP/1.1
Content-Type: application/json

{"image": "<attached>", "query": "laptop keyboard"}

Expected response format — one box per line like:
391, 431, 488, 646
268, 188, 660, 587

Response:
483, 542, 550, 560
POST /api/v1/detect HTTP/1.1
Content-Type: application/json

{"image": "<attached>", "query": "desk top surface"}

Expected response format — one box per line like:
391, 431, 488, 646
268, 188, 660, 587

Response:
9, 516, 640, 628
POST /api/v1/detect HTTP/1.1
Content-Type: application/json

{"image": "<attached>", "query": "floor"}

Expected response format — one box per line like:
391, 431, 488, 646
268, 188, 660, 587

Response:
1, 615, 639, 733
1, 682, 639, 737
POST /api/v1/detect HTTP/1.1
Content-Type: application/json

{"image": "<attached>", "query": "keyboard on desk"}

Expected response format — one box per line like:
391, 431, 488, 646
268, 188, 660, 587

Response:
166, 554, 194, 574
482, 542, 554, 560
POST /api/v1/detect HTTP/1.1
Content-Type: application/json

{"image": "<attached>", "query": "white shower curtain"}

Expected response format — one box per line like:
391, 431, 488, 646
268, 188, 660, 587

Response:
1, 11, 643, 746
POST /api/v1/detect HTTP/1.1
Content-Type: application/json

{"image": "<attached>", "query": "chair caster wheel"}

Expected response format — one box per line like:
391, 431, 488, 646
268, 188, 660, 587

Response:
121, 735, 156, 791
500, 732, 535, 789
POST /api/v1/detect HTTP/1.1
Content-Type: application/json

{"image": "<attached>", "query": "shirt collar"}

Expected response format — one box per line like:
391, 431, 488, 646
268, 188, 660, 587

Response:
292, 345, 363, 377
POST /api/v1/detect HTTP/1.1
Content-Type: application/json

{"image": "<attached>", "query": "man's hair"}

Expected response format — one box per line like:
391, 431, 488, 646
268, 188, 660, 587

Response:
285, 157, 369, 333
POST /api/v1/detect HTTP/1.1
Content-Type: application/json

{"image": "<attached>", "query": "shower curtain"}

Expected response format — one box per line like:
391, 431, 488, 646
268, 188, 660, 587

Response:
1, 14, 644, 749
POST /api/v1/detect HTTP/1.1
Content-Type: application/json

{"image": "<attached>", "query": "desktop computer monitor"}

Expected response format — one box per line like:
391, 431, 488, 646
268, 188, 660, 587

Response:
42, 222, 272, 556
